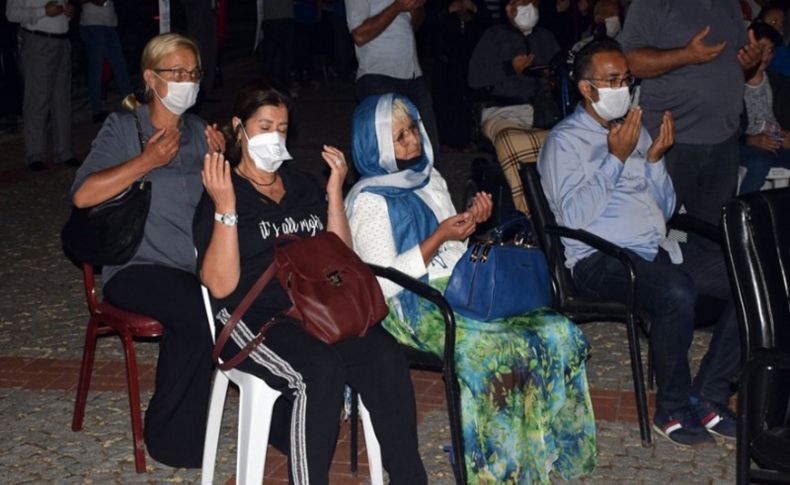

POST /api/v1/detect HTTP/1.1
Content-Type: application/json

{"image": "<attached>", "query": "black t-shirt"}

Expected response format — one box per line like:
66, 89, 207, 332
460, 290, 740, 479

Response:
193, 163, 328, 332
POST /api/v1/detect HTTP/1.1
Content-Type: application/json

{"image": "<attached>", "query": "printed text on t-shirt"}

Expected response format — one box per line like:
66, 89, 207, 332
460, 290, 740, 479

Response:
259, 214, 324, 239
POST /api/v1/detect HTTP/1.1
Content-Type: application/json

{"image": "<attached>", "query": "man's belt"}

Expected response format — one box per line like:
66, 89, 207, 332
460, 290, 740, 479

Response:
22, 28, 69, 40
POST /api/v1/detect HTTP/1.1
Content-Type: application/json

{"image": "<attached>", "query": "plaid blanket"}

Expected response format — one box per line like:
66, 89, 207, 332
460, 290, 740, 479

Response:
485, 124, 548, 215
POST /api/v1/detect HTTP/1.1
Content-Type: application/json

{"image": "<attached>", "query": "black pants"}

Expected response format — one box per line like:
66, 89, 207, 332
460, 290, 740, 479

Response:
261, 18, 295, 90
104, 265, 214, 468
216, 312, 427, 485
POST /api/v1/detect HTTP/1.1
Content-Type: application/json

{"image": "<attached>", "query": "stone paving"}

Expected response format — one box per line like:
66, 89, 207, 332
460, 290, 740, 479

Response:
0, 49, 737, 483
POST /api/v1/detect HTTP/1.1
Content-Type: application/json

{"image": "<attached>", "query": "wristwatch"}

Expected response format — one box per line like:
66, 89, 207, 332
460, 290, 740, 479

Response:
214, 211, 238, 226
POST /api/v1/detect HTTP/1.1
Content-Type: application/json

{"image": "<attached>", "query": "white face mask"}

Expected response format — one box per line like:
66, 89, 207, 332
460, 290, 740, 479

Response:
152, 73, 199, 116
514, 4, 539, 34
242, 127, 292, 173
590, 85, 631, 121
604, 16, 621, 38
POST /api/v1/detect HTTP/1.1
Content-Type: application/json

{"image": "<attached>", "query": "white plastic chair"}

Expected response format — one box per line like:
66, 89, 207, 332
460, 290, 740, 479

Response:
199, 285, 384, 485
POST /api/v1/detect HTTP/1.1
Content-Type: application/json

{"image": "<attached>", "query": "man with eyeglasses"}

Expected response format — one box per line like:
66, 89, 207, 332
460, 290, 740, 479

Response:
538, 39, 740, 448
620, 0, 763, 228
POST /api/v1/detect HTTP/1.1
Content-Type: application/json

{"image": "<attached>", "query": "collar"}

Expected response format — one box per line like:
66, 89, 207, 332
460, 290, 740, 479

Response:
573, 103, 610, 133
136, 104, 191, 145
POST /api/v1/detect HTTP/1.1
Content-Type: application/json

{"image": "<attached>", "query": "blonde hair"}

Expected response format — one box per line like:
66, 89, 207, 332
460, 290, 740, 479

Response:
391, 98, 413, 124
121, 33, 201, 111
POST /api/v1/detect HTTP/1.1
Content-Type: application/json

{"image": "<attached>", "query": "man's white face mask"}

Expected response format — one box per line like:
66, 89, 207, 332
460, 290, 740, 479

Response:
514, 3, 539, 34
589, 84, 631, 121
604, 16, 621, 38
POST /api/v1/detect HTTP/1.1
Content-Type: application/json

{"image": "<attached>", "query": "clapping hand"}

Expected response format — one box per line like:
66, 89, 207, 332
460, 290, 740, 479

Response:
202, 152, 236, 213
738, 29, 763, 71
684, 26, 727, 65
204, 123, 226, 154
608, 107, 642, 162
321, 145, 348, 199
142, 127, 181, 169
647, 111, 675, 162
467, 192, 493, 224
512, 53, 536, 75
439, 212, 477, 242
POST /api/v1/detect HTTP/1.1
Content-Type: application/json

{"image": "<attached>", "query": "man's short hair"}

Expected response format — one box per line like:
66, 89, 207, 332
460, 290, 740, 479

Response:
572, 38, 624, 82
750, 20, 783, 47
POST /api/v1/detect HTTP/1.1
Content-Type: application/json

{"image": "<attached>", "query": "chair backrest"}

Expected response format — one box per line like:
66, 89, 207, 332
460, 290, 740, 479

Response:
81, 263, 100, 315
520, 163, 578, 306
722, 188, 790, 429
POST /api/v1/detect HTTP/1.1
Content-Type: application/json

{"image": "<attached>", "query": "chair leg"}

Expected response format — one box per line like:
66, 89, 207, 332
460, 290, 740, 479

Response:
358, 397, 384, 485
72, 317, 101, 432
201, 371, 231, 485
350, 388, 359, 475
624, 317, 652, 446
443, 371, 467, 485
120, 332, 147, 473
235, 370, 280, 485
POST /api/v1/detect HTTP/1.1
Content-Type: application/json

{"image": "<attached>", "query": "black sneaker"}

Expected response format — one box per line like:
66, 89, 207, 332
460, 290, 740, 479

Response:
692, 397, 737, 440
653, 406, 715, 448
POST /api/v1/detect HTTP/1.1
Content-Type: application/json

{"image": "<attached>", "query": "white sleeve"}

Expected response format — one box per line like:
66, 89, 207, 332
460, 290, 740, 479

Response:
6, 0, 46, 25
349, 192, 428, 299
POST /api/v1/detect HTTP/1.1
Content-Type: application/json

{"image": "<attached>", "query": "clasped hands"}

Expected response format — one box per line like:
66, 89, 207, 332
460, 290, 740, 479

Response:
438, 192, 493, 242
608, 108, 675, 163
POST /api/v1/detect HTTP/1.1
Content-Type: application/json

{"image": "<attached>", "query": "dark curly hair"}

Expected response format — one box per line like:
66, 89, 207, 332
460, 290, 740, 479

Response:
572, 38, 623, 82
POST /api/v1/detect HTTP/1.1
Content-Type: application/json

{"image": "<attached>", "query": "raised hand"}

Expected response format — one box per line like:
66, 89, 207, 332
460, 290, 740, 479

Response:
320, 144, 348, 199
647, 111, 675, 162
202, 152, 236, 213
684, 26, 727, 65
607, 107, 642, 162
142, 127, 181, 169
467, 192, 493, 224
204, 123, 226, 154
438, 212, 477, 242
738, 29, 763, 71
746, 133, 782, 153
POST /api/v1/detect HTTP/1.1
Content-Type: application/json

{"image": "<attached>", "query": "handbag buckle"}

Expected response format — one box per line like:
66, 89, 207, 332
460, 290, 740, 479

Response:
326, 270, 343, 287
469, 243, 481, 262
479, 244, 492, 263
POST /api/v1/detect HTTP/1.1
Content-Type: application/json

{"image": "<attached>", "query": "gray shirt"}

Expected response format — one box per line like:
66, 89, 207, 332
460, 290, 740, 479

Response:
71, 105, 208, 283
620, 0, 747, 144
346, 0, 421, 79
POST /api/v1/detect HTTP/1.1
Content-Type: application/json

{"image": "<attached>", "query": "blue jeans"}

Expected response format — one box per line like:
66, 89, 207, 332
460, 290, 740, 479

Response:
79, 25, 131, 116
738, 143, 790, 194
354, 74, 440, 161
572, 242, 740, 413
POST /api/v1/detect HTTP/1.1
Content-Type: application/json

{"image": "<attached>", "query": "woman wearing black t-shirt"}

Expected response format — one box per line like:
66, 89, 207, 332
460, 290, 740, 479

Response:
193, 80, 426, 485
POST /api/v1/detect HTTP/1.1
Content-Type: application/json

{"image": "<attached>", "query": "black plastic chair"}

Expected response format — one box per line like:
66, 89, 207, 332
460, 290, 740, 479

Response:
721, 190, 790, 485
349, 264, 466, 485
520, 163, 721, 446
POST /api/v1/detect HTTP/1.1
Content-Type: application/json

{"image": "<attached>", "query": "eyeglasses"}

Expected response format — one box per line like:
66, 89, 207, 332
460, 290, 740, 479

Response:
154, 67, 203, 82
586, 75, 635, 89
393, 124, 419, 146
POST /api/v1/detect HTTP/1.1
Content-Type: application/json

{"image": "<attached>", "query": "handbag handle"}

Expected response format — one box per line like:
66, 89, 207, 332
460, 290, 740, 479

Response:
131, 111, 148, 185
211, 262, 283, 370
488, 215, 534, 245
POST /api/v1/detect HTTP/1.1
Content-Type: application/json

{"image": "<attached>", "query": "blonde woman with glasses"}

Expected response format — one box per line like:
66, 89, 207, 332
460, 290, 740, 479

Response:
70, 33, 225, 468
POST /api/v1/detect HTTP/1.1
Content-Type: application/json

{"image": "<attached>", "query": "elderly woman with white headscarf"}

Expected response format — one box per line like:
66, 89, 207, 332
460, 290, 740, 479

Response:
345, 93, 597, 483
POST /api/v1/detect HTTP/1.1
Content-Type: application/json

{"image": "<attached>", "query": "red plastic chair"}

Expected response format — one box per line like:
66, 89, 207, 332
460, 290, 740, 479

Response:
71, 263, 164, 473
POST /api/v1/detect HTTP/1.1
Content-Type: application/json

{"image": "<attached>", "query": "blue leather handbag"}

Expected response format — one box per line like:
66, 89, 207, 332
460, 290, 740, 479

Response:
444, 217, 552, 321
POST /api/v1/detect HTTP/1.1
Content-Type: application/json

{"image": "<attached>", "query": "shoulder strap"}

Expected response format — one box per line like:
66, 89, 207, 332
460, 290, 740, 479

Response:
211, 261, 282, 370
130, 110, 149, 184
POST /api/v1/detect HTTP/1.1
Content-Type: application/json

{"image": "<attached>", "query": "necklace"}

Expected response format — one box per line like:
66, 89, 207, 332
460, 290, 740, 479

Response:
237, 168, 278, 187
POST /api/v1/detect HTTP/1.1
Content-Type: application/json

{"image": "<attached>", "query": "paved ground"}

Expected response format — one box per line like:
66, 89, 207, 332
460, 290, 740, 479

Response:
0, 49, 737, 483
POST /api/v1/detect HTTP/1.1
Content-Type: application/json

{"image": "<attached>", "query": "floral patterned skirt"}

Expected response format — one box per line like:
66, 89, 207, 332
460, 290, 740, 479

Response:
382, 278, 596, 484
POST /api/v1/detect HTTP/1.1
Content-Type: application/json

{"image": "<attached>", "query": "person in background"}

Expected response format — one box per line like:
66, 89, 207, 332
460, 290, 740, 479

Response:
346, 0, 441, 160
180, 0, 217, 103
79, 0, 132, 124
620, 0, 763, 228
569, 0, 622, 56
346, 93, 596, 482
6, 0, 81, 171
430, 0, 490, 151
740, 21, 790, 193
71, 33, 226, 468
539, 0, 591, 50
194, 80, 427, 484
0, 0, 23, 134
468, 0, 561, 129
259, 0, 296, 96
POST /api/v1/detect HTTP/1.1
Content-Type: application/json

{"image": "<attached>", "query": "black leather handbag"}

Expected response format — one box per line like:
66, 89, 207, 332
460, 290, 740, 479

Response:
61, 112, 150, 266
